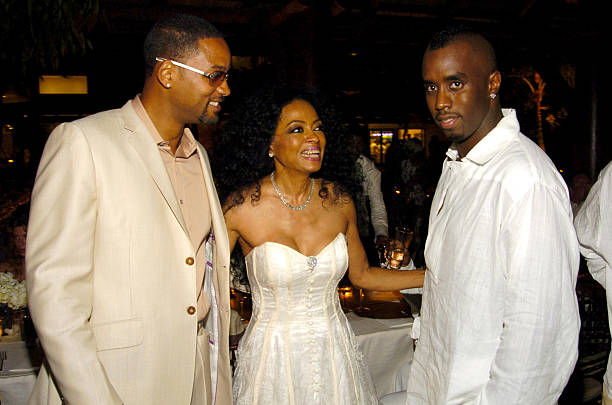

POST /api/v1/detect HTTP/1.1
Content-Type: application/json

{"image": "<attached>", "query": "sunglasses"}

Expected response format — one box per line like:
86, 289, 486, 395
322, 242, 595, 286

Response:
155, 57, 229, 87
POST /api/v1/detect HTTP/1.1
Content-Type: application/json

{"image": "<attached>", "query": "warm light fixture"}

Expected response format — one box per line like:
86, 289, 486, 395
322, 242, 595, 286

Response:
39, 75, 88, 94
1, 88, 29, 103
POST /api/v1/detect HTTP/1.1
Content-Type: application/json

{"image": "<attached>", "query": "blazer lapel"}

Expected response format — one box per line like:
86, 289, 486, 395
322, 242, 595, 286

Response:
121, 102, 189, 235
196, 144, 230, 308
196, 143, 229, 263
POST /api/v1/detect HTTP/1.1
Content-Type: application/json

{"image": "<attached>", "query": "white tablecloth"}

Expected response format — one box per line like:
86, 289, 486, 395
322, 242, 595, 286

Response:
0, 341, 39, 405
0, 315, 413, 404
347, 312, 414, 398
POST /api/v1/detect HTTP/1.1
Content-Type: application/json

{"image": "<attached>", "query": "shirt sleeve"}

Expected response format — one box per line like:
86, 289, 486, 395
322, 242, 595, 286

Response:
482, 183, 580, 404
359, 155, 388, 237
26, 123, 123, 404
574, 163, 612, 288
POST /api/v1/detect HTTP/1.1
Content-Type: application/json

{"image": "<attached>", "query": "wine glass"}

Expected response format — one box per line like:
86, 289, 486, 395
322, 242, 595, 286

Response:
357, 287, 370, 313
383, 226, 414, 269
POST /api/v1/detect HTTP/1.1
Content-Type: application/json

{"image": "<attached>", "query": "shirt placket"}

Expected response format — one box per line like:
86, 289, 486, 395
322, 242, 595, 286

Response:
425, 160, 465, 279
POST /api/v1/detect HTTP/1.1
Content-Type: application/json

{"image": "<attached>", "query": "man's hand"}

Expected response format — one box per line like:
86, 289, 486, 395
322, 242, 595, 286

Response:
375, 235, 389, 249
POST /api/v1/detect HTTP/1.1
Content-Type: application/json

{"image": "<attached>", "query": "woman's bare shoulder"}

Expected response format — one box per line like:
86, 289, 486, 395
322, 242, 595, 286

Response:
223, 183, 262, 212
224, 181, 280, 229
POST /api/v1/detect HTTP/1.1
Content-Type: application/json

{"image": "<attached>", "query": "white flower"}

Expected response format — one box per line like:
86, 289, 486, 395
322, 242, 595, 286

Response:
0, 272, 27, 309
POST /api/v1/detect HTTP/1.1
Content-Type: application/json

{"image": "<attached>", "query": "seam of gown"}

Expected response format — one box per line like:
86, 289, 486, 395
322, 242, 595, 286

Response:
251, 244, 279, 404
325, 242, 340, 404
335, 239, 363, 403
283, 245, 296, 405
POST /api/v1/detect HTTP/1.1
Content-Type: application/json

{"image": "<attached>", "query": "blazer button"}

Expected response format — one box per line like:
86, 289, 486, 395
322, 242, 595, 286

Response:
186, 257, 195, 265
187, 306, 196, 315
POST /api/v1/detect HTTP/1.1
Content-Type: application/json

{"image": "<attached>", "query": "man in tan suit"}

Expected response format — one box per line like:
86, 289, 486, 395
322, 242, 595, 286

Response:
26, 14, 232, 405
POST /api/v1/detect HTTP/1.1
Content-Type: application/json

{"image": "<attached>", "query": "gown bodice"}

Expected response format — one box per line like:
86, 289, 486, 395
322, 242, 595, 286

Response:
245, 232, 348, 326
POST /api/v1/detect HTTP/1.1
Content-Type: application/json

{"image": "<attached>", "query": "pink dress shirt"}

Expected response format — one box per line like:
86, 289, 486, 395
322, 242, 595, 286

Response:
133, 95, 212, 321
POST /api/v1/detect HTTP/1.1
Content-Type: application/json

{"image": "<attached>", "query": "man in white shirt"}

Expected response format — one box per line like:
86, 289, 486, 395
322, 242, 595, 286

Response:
349, 131, 389, 265
356, 154, 389, 243
574, 160, 612, 404
405, 25, 580, 404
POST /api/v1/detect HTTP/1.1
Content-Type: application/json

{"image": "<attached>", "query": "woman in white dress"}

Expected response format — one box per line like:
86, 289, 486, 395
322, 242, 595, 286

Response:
215, 87, 424, 405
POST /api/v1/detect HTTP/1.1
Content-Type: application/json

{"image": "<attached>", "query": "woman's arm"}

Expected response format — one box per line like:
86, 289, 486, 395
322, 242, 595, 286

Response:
345, 199, 425, 291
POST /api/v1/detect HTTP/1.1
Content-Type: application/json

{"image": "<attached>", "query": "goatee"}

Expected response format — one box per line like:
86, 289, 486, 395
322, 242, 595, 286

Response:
199, 111, 219, 125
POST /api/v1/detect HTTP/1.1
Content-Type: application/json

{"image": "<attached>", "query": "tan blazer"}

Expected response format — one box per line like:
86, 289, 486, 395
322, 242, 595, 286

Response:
26, 100, 232, 405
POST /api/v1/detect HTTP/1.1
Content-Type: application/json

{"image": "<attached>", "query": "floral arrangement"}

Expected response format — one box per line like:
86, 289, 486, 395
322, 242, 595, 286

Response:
0, 272, 27, 309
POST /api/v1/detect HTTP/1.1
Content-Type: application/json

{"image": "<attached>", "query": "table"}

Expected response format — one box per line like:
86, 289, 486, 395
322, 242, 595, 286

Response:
347, 311, 414, 398
0, 341, 41, 405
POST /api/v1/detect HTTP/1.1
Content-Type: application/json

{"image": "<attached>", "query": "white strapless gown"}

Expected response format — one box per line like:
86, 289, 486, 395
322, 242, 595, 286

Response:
232, 232, 378, 405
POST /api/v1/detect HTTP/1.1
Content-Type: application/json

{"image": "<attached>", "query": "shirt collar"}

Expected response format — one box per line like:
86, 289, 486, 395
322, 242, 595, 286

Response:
131, 95, 198, 158
445, 108, 519, 165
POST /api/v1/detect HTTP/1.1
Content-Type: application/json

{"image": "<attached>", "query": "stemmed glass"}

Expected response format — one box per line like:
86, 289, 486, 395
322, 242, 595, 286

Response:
356, 287, 370, 314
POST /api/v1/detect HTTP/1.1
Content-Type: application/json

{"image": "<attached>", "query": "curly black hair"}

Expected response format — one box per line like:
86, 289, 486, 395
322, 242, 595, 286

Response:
213, 86, 359, 211
143, 13, 224, 77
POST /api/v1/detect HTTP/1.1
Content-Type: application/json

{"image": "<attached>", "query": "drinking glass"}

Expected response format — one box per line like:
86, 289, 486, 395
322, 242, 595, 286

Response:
357, 288, 370, 312
383, 226, 414, 269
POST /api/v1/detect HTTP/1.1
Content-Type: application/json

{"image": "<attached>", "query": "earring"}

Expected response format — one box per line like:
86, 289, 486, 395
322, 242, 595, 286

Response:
489, 93, 496, 99
268, 152, 274, 158
166, 83, 171, 88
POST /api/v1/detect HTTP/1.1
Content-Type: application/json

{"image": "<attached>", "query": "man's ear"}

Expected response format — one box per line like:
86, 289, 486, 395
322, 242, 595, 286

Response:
155, 60, 175, 89
488, 70, 501, 97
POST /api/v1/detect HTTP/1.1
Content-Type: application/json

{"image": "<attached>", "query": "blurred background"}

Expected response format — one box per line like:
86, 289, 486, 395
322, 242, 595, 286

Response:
0, 0, 608, 195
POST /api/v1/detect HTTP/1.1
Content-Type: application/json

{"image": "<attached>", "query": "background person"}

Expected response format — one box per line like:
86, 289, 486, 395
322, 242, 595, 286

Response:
0, 205, 28, 281
348, 127, 389, 264
569, 171, 592, 217
574, 160, 612, 404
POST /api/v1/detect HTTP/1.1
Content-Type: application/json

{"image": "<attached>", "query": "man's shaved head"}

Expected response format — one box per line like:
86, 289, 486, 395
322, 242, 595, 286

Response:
427, 25, 498, 75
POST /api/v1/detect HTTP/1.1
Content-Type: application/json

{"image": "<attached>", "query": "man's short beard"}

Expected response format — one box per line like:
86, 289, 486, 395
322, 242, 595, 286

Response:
199, 112, 219, 125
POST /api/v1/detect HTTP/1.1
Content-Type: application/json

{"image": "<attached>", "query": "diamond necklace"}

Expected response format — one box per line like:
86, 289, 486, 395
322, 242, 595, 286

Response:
270, 172, 315, 211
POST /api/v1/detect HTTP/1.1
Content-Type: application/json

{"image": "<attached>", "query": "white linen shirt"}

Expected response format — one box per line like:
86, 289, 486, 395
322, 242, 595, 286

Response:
574, 160, 612, 398
405, 109, 580, 405
357, 154, 389, 238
